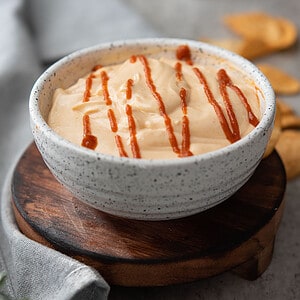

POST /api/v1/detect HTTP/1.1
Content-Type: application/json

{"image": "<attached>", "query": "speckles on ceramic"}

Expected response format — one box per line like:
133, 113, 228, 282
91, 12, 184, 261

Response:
29, 38, 275, 220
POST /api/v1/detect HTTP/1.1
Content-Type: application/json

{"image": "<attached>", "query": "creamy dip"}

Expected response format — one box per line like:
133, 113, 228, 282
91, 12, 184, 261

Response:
48, 45, 261, 159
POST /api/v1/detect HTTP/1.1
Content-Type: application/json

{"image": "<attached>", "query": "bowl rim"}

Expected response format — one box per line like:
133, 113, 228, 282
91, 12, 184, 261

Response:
29, 37, 276, 168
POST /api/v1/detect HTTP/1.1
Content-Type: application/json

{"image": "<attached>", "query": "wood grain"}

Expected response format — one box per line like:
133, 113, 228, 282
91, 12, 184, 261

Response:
12, 143, 286, 286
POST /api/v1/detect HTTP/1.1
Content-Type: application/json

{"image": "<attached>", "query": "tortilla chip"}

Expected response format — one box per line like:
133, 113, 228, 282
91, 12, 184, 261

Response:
238, 38, 274, 60
277, 100, 295, 116
257, 64, 300, 95
263, 102, 282, 158
276, 130, 300, 180
274, 17, 298, 50
281, 114, 300, 129
202, 38, 273, 60
224, 12, 297, 51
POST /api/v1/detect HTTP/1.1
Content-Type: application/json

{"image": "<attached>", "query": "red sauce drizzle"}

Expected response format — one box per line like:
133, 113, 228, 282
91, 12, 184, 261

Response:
179, 88, 192, 157
100, 70, 129, 156
179, 87, 188, 115
81, 114, 97, 149
126, 104, 141, 158
193, 67, 240, 143
175, 61, 193, 157
83, 75, 93, 102
115, 135, 128, 157
126, 79, 134, 100
130, 55, 137, 63
92, 64, 102, 72
107, 108, 118, 132
217, 70, 241, 141
176, 45, 193, 65
137, 55, 180, 155
125, 78, 141, 158
175, 62, 182, 81
81, 73, 98, 149
101, 71, 112, 105
218, 69, 259, 127
180, 115, 192, 157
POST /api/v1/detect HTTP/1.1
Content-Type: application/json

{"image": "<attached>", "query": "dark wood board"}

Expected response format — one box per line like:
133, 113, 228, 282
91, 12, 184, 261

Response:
11, 143, 286, 286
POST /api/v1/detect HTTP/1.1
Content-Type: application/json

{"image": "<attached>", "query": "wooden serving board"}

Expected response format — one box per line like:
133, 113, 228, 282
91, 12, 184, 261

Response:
12, 143, 286, 286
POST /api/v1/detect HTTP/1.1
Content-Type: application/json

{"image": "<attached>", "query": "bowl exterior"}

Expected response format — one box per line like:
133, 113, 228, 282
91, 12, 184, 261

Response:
29, 38, 275, 220
31, 122, 271, 220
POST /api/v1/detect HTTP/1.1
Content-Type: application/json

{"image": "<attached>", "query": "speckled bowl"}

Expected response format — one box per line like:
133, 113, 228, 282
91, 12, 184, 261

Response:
29, 38, 275, 220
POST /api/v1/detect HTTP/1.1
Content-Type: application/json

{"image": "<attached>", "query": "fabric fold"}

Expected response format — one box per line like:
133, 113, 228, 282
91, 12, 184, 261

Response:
0, 163, 110, 300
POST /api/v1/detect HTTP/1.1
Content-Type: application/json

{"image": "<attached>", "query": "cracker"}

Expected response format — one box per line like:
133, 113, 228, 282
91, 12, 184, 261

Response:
276, 130, 300, 180
257, 64, 300, 95
238, 38, 273, 60
203, 38, 273, 60
281, 114, 300, 129
277, 100, 295, 116
223, 12, 297, 51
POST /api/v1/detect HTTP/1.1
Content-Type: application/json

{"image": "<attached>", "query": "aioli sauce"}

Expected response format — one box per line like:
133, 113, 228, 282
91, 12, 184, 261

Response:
49, 45, 261, 159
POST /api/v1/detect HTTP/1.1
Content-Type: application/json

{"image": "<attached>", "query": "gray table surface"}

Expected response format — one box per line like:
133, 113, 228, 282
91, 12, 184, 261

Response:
0, 0, 299, 299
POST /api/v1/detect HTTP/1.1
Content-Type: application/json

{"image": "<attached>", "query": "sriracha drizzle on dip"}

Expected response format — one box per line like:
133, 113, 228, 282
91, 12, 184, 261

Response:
48, 45, 261, 159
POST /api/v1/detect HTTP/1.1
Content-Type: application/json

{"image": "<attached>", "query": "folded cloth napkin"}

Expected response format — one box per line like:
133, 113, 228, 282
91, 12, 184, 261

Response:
0, 0, 159, 299
0, 165, 110, 300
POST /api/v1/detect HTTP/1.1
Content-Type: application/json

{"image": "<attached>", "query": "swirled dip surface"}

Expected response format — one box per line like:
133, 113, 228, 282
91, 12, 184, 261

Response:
48, 45, 261, 159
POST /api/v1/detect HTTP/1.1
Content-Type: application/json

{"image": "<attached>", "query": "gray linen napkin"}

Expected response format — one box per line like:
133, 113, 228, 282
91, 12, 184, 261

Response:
0, 165, 110, 300
0, 0, 159, 299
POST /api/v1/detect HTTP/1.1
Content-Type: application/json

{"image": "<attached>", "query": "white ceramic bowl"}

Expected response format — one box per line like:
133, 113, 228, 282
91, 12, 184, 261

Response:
29, 38, 275, 220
